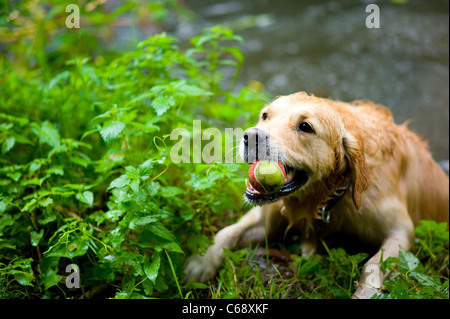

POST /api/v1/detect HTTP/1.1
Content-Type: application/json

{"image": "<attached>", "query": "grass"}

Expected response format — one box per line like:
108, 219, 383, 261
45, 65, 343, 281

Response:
187, 220, 449, 299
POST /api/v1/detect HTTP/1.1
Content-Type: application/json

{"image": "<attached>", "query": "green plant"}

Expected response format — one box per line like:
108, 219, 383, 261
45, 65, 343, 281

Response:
373, 221, 449, 299
1, 5, 267, 297
0, 1, 447, 300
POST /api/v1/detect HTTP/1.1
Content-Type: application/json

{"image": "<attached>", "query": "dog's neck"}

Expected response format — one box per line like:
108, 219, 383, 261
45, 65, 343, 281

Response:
315, 180, 352, 225
282, 177, 352, 236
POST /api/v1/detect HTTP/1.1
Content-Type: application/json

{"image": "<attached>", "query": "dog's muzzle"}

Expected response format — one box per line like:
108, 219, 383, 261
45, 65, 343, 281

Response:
240, 127, 309, 205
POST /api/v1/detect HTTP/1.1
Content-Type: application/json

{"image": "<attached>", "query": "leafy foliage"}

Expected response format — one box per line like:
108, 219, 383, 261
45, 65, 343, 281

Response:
373, 221, 449, 299
0, 1, 267, 299
0, 1, 448, 300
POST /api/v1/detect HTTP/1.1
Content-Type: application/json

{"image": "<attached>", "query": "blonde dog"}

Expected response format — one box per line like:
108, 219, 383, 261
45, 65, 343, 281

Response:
184, 92, 449, 299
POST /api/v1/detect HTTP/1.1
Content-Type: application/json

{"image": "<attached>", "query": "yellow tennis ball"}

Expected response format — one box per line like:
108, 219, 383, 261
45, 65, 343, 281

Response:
249, 160, 287, 193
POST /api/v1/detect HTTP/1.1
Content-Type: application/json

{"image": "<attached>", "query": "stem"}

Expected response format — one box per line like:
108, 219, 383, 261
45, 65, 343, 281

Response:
165, 249, 183, 299
35, 20, 51, 82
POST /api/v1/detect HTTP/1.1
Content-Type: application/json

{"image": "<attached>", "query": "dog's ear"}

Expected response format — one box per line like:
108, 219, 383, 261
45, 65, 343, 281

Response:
342, 131, 370, 210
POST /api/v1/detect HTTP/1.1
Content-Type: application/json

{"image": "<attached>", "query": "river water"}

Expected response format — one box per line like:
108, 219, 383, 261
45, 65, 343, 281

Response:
175, 0, 449, 164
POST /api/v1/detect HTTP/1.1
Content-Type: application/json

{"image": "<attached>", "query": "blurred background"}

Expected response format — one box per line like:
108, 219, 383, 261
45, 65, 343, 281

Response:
2, 0, 449, 162
178, 0, 450, 165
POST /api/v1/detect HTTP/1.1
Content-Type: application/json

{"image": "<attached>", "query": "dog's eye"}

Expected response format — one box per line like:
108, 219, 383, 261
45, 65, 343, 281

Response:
261, 113, 268, 121
299, 122, 314, 133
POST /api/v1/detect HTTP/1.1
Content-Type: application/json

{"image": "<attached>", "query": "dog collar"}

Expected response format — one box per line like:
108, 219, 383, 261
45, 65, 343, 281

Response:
315, 181, 352, 226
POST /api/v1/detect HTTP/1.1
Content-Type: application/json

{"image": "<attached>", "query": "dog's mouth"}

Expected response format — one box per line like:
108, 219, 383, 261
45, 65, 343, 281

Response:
245, 165, 309, 205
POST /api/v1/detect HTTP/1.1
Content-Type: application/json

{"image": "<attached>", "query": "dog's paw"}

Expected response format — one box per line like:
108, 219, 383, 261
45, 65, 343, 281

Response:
352, 284, 379, 299
184, 254, 218, 283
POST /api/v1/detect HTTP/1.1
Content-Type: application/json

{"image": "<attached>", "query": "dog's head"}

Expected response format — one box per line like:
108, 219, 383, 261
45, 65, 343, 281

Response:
240, 92, 370, 208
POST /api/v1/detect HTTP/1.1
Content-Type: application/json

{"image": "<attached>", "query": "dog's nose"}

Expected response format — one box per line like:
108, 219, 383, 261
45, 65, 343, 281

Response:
243, 128, 268, 162
243, 127, 260, 147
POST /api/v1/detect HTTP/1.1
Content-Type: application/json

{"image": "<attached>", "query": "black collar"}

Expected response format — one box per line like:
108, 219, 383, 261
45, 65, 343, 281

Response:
315, 181, 352, 226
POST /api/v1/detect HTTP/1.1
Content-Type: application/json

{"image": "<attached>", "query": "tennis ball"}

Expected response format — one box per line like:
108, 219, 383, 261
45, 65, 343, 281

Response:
248, 160, 287, 194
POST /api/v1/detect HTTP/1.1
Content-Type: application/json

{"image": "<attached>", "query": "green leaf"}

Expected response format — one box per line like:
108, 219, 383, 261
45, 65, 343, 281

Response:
30, 229, 44, 246
139, 159, 154, 175
76, 191, 94, 206
398, 246, 420, 273
39, 257, 62, 289
159, 186, 185, 197
0, 213, 14, 232
45, 166, 64, 176
223, 47, 244, 65
0, 197, 12, 213
100, 121, 125, 142
151, 96, 176, 116
144, 253, 161, 284
69, 154, 92, 168
130, 91, 152, 104
186, 171, 225, 190
410, 271, 436, 287
174, 81, 213, 97
47, 70, 71, 90
147, 222, 175, 241
108, 174, 130, 190
129, 215, 158, 229
6, 171, 21, 182
11, 270, 34, 286
9, 258, 34, 286
31, 121, 61, 148
2, 136, 15, 154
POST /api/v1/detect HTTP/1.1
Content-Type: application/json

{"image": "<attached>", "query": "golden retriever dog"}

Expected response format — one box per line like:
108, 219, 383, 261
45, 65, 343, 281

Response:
184, 91, 449, 299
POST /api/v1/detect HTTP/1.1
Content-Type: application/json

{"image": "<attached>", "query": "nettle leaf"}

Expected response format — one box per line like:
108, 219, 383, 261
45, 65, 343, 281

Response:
45, 166, 64, 176
100, 121, 125, 143
186, 171, 226, 191
8, 258, 35, 286
11, 270, 35, 287
129, 180, 140, 193
29, 160, 44, 174
151, 96, 176, 116
174, 81, 213, 97
31, 121, 61, 148
144, 253, 161, 284
47, 70, 71, 90
2, 136, 15, 154
39, 257, 62, 289
398, 246, 420, 273
0, 213, 14, 232
105, 209, 125, 222
39, 197, 54, 208
108, 174, 130, 190
69, 154, 92, 168
410, 271, 436, 287
139, 159, 154, 175
147, 222, 175, 241
0, 197, 12, 214
0, 113, 29, 126
130, 91, 152, 104
159, 186, 186, 197
30, 229, 44, 246
76, 191, 94, 206
129, 215, 158, 229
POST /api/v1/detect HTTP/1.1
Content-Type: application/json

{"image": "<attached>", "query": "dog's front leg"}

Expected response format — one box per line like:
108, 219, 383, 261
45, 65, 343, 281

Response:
184, 205, 271, 283
353, 230, 412, 299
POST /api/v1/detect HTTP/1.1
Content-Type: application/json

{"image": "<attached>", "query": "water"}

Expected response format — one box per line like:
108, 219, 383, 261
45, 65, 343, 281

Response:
176, 0, 449, 162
